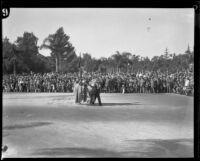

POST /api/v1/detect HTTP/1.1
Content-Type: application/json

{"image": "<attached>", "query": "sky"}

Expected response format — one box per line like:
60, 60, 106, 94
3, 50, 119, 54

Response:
3, 8, 194, 59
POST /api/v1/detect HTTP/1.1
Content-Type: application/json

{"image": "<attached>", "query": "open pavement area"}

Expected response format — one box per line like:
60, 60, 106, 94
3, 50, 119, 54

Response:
2, 93, 193, 158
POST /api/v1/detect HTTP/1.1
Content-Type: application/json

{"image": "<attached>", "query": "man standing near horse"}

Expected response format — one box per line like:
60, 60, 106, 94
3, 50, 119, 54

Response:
74, 79, 81, 104
94, 79, 102, 106
74, 53, 102, 106
90, 79, 102, 106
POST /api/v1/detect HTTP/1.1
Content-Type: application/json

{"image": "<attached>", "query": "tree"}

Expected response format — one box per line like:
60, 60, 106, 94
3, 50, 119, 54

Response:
121, 52, 132, 73
3, 37, 15, 74
185, 44, 192, 55
164, 48, 169, 59
130, 54, 140, 73
15, 32, 38, 55
62, 55, 79, 73
82, 53, 93, 72
121, 52, 132, 60
15, 32, 40, 73
3, 33, 55, 74
111, 51, 122, 72
61, 50, 78, 73
40, 27, 75, 73
3, 37, 27, 74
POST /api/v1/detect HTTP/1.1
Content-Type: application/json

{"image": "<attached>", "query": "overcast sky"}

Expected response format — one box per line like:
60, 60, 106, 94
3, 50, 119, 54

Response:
3, 8, 194, 59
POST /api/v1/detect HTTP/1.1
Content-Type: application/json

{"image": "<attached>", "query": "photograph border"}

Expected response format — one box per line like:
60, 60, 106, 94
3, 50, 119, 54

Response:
1, 0, 200, 158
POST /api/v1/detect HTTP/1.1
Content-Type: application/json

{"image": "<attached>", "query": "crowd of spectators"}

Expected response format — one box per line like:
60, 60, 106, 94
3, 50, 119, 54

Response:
2, 69, 194, 96
99, 70, 194, 96
2, 72, 75, 93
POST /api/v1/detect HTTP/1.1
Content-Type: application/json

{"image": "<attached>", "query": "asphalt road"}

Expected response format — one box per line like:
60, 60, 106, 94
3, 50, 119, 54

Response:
2, 93, 193, 158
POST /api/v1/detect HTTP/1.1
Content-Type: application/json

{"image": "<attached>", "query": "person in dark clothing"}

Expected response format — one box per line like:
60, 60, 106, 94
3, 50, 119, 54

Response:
150, 78, 155, 93
92, 81, 102, 106
74, 79, 81, 104
82, 80, 88, 103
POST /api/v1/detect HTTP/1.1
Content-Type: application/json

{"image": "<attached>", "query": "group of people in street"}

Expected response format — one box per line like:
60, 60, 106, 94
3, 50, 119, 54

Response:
3, 69, 194, 97
73, 78, 102, 105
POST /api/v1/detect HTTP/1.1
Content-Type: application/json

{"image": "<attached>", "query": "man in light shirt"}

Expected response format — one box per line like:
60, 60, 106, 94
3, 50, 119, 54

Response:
183, 76, 190, 95
184, 77, 190, 87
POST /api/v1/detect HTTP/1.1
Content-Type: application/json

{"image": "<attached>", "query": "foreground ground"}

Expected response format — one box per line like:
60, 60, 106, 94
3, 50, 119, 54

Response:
2, 93, 193, 158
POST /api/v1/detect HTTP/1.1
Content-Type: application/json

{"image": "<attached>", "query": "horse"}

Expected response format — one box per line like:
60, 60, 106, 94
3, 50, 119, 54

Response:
86, 84, 96, 104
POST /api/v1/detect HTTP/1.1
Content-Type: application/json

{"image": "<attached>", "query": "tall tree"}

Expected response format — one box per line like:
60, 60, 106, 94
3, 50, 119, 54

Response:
15, 32, 40, 72
15, 32, 39, 57
82, 53, 92, 72
3, 37, 27, 74
185, 44, 192, 55
164, 48, 169, 59
40, 27, 75, 73
3, 37, 16, 74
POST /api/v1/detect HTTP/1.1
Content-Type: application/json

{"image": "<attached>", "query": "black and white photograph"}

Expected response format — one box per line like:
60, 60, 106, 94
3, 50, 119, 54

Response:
2, 7, 195, 158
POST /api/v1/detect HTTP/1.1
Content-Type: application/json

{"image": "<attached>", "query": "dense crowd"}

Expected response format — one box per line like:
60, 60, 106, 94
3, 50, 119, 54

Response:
2, 69, 194, 96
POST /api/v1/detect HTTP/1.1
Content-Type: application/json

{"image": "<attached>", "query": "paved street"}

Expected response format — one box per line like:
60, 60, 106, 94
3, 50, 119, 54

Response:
2, 93, 193, 158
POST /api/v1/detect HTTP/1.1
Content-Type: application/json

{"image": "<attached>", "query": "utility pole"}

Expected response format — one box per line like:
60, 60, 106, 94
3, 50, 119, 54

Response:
79, 53, 82, 80
13, 57, 16, 76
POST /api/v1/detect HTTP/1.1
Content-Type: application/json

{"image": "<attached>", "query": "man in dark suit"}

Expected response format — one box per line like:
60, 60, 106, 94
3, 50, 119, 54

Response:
92, 80, 102, 106
87, 79, 96, 104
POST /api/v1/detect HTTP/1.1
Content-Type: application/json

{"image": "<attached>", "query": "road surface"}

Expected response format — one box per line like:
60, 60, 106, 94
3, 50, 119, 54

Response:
2, 93, 193, 158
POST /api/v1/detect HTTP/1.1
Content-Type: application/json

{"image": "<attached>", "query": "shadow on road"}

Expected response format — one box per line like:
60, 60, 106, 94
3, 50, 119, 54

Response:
4, 122, 52, 130
31, 147, 121, 157
101, 102, 141, 106
30, 138, 193, 158
122, 138, 193, 157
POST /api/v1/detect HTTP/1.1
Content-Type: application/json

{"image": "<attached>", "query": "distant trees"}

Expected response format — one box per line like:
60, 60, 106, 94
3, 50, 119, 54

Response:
97, 47, 193, 74
78, 53, 100, 73
2, 28, 194, 75
3, 33, 50, 74
81, 53, 93, 72
3, 28, 78, 74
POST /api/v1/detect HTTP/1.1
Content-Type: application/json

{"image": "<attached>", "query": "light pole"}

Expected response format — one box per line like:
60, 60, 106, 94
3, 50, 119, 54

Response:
13, 57, 16, 76
79, 53, 82, 80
